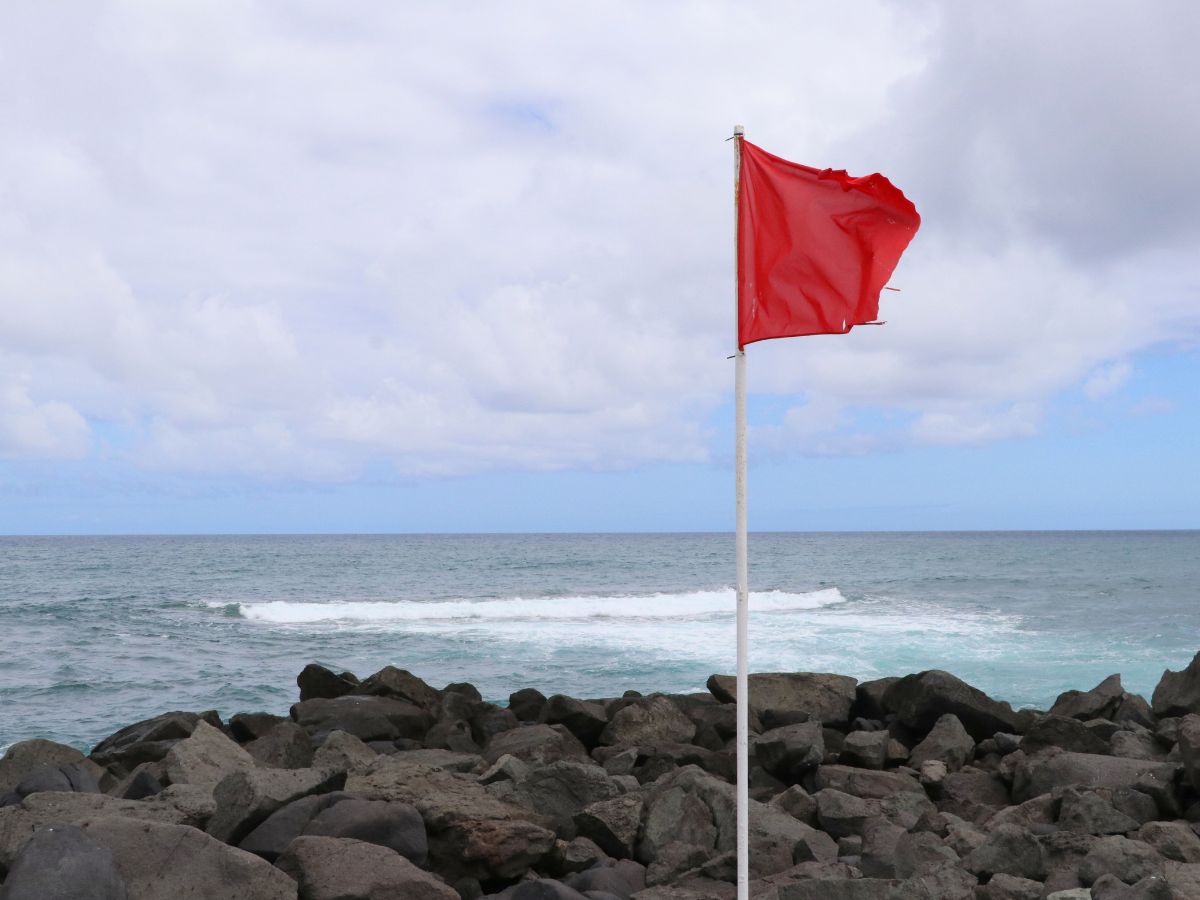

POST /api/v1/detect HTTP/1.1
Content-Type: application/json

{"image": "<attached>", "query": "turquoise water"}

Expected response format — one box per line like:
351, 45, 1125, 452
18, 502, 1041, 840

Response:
1, 532, 1197, 751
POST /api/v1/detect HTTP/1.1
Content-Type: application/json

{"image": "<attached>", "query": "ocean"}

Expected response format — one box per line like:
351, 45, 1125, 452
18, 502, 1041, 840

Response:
1, 531, 1197, 753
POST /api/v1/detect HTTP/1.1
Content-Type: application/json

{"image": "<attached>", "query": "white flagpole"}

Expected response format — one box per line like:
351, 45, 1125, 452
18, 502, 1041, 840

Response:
732, 123, 750, 900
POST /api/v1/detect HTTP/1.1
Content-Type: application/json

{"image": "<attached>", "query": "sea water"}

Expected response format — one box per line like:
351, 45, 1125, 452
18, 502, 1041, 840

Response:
1, 531, 1197, 751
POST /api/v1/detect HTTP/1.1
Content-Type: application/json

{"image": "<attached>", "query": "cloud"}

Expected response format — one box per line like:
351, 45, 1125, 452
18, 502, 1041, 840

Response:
0, 1, 1195, 480
1083, 361, 1132, 400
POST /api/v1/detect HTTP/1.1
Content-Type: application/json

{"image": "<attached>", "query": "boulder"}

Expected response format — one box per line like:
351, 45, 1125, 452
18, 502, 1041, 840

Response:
0, 740, 96, 794
755, 722, 824, 781
472, 705, 522, 746
228, 713, 288, 743
244, 721, 314, 769
510, 688, 549, 722
1012, 751, 1178, 802
311, 730, 376, 771
937, 770, 1010, 822
810, 765, 925, 800
769, 785, 818, 826
707, 673, 857, 725
291, 696, 433, 743
1057, 787, 1141, 835
1050, 674, 1125, 721
1178, 714, 1200, 790
89, 711, 220, 778
277, 835, 455, 899
345, 756, 556, 881
509, 880, 591, 900
574, 793, 643, 859
815, 789, 878, 839
907, 714, 974, 772
424, 718, 481, 753
302, 796, 427, 863
962, 823, 1045, 881
646, 841, 711, 886
0, 762, 102, 807
1138, 820, 1200, 863
977, 873, 1042, 900
566, 859, 646, 897
352, 666, 442, 711
1151, 652, 1200, 718
77, 815, 296, 900
601, 697, 695, 747
883, 671, 1022, 741
855, 677, 900, 720
1092, 873, 1172, 899
890, 861, 976, 900
161, 721, 255, 786
206, 766, 344, 843
297, 663, 360, 701
765, 879, 894, 900
1078, 835, 1165, 886
238, 791, 349, 861
1020, 715, 1111, 756
838, 730, 888, 770
493, 760, 621, 838
541, 695, 610, 748
0, 823, 128, 900
486, 724, 589, 766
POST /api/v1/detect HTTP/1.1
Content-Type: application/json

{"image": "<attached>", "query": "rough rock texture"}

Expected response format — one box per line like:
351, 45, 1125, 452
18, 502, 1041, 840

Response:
297, 663, 360, 701
1151, 652, 1200, 717
884, 670, 1022, 741
0, 740, 98, 795
278, 835, 457, 900
89, 711, 220, 778
600, 697, 696, 747
160, 720, 256, 786
206, 766, 345, 843
78, 816, 297, 900
907, 714, 975, 772
707, 673, 857, 725
0, 824, 129, 900
291, 696, 432, 743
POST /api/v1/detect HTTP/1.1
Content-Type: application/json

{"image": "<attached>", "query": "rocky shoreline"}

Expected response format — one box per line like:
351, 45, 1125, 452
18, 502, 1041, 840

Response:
2, 656, 1200, 899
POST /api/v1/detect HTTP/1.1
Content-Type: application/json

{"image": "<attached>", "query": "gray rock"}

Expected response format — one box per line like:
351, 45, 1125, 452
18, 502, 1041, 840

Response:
815, 789, 878, 839
566, 859, 646, 897
541, 695, 611, 748
811, 765, 925, 799
1057, 787, 1141, 835
472, 704, 521, 746
558, 835, 607, 874
1137, 820, 1200, 862
601, 697, 695, 747
486, 724, 589, 765
292, 695, 433, 743
937, 770, 1010, 822
890, 862, 976, 900
755, 722, 824, 781
1051, 674, 1125, 721
510, 880, 591, 900
1092, 872, 1172, 899
977, 873, 1042, 900
639, 785, 718, 863
1020, 715, 1112, 756
1, 762, 102, 807
345, 756, 556, 881
238, 791, 349, 861
1114, 694, 1157, 731
768, 785, 818, 826
770, 879, 895, 900
510, 688, 549, 722
839, 731, 888, 770
707, 672, 858, 725
79, 815, 295, 900
1012, 752, 1178, 802
481, 753, 532, 785
277, 834, 457, 899
498, 760, 621, 838
297, 663, 359, 701
574, 793, 643, 859
0, 823, 128, 900
1151, 652, 1200, 718
244, 721, 314, 769
884, 671, 1022, 742
160, 720, 256, 786
1110, 728, 1168, 762
351, 665, 442, 711
303, 796, 427, 863
908, 714, 975, 772
963, 823, 1045, 881
892, 829, 958, 878
206, 766, 344, 843
858, 816, 905, 877
89, 711, 220, 778
645, 842, 711, 886
0, 740, 96, 794
310, 729, 376, 771
1178, 714, 1200, 790
1078, 835, 1165, 886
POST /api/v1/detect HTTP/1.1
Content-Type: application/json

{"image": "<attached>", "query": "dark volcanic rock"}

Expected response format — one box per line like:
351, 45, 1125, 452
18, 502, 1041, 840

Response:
303, 796, 428, 863
0, 740, 96, 795
707, 672, 857, 725
297, 662, 360, 701
291, 695, 433, 743
541, 695, 610, 748
1020, 714, 1111, 755
352, 665, 442, 711
839, 730, 888, 770
1079, 835, 1166, 886
206, 766, 344, 844
1152, 652, 1200, 718
0, 823, 128, 900
89, 711, 221, 778
0, 762, 102, 807
600, 696, 695, 747
485, 724, 589, 765
1011, 750, 1177, 802
244, 720, 314, 769
1178, 714, 1200, 790
907, 713, 974, 772
277, 835, 457, 900
754, 722, 824, 781
884, 670, 1022, 741
574, 793, 643, 858
510, 687, 549, 722
1051, 673, 1125, 721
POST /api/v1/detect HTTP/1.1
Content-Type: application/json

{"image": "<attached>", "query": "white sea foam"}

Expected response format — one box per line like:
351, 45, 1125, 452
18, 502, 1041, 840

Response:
224, 587, 847, 625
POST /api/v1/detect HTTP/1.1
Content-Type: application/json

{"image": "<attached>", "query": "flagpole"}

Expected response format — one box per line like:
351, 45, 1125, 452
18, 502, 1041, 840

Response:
732, 123, 750, 900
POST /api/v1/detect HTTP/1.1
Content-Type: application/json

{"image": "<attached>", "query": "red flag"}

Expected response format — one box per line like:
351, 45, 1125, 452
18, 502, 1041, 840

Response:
737, 140, 920, 348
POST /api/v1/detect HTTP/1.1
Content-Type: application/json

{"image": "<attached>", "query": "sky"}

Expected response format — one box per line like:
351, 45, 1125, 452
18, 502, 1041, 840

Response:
1, 1, 1197, 534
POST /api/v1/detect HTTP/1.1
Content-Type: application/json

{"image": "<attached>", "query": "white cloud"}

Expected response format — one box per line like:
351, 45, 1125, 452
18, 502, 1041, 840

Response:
1083, 361, 1132, 400
0, 1, 1195, 479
